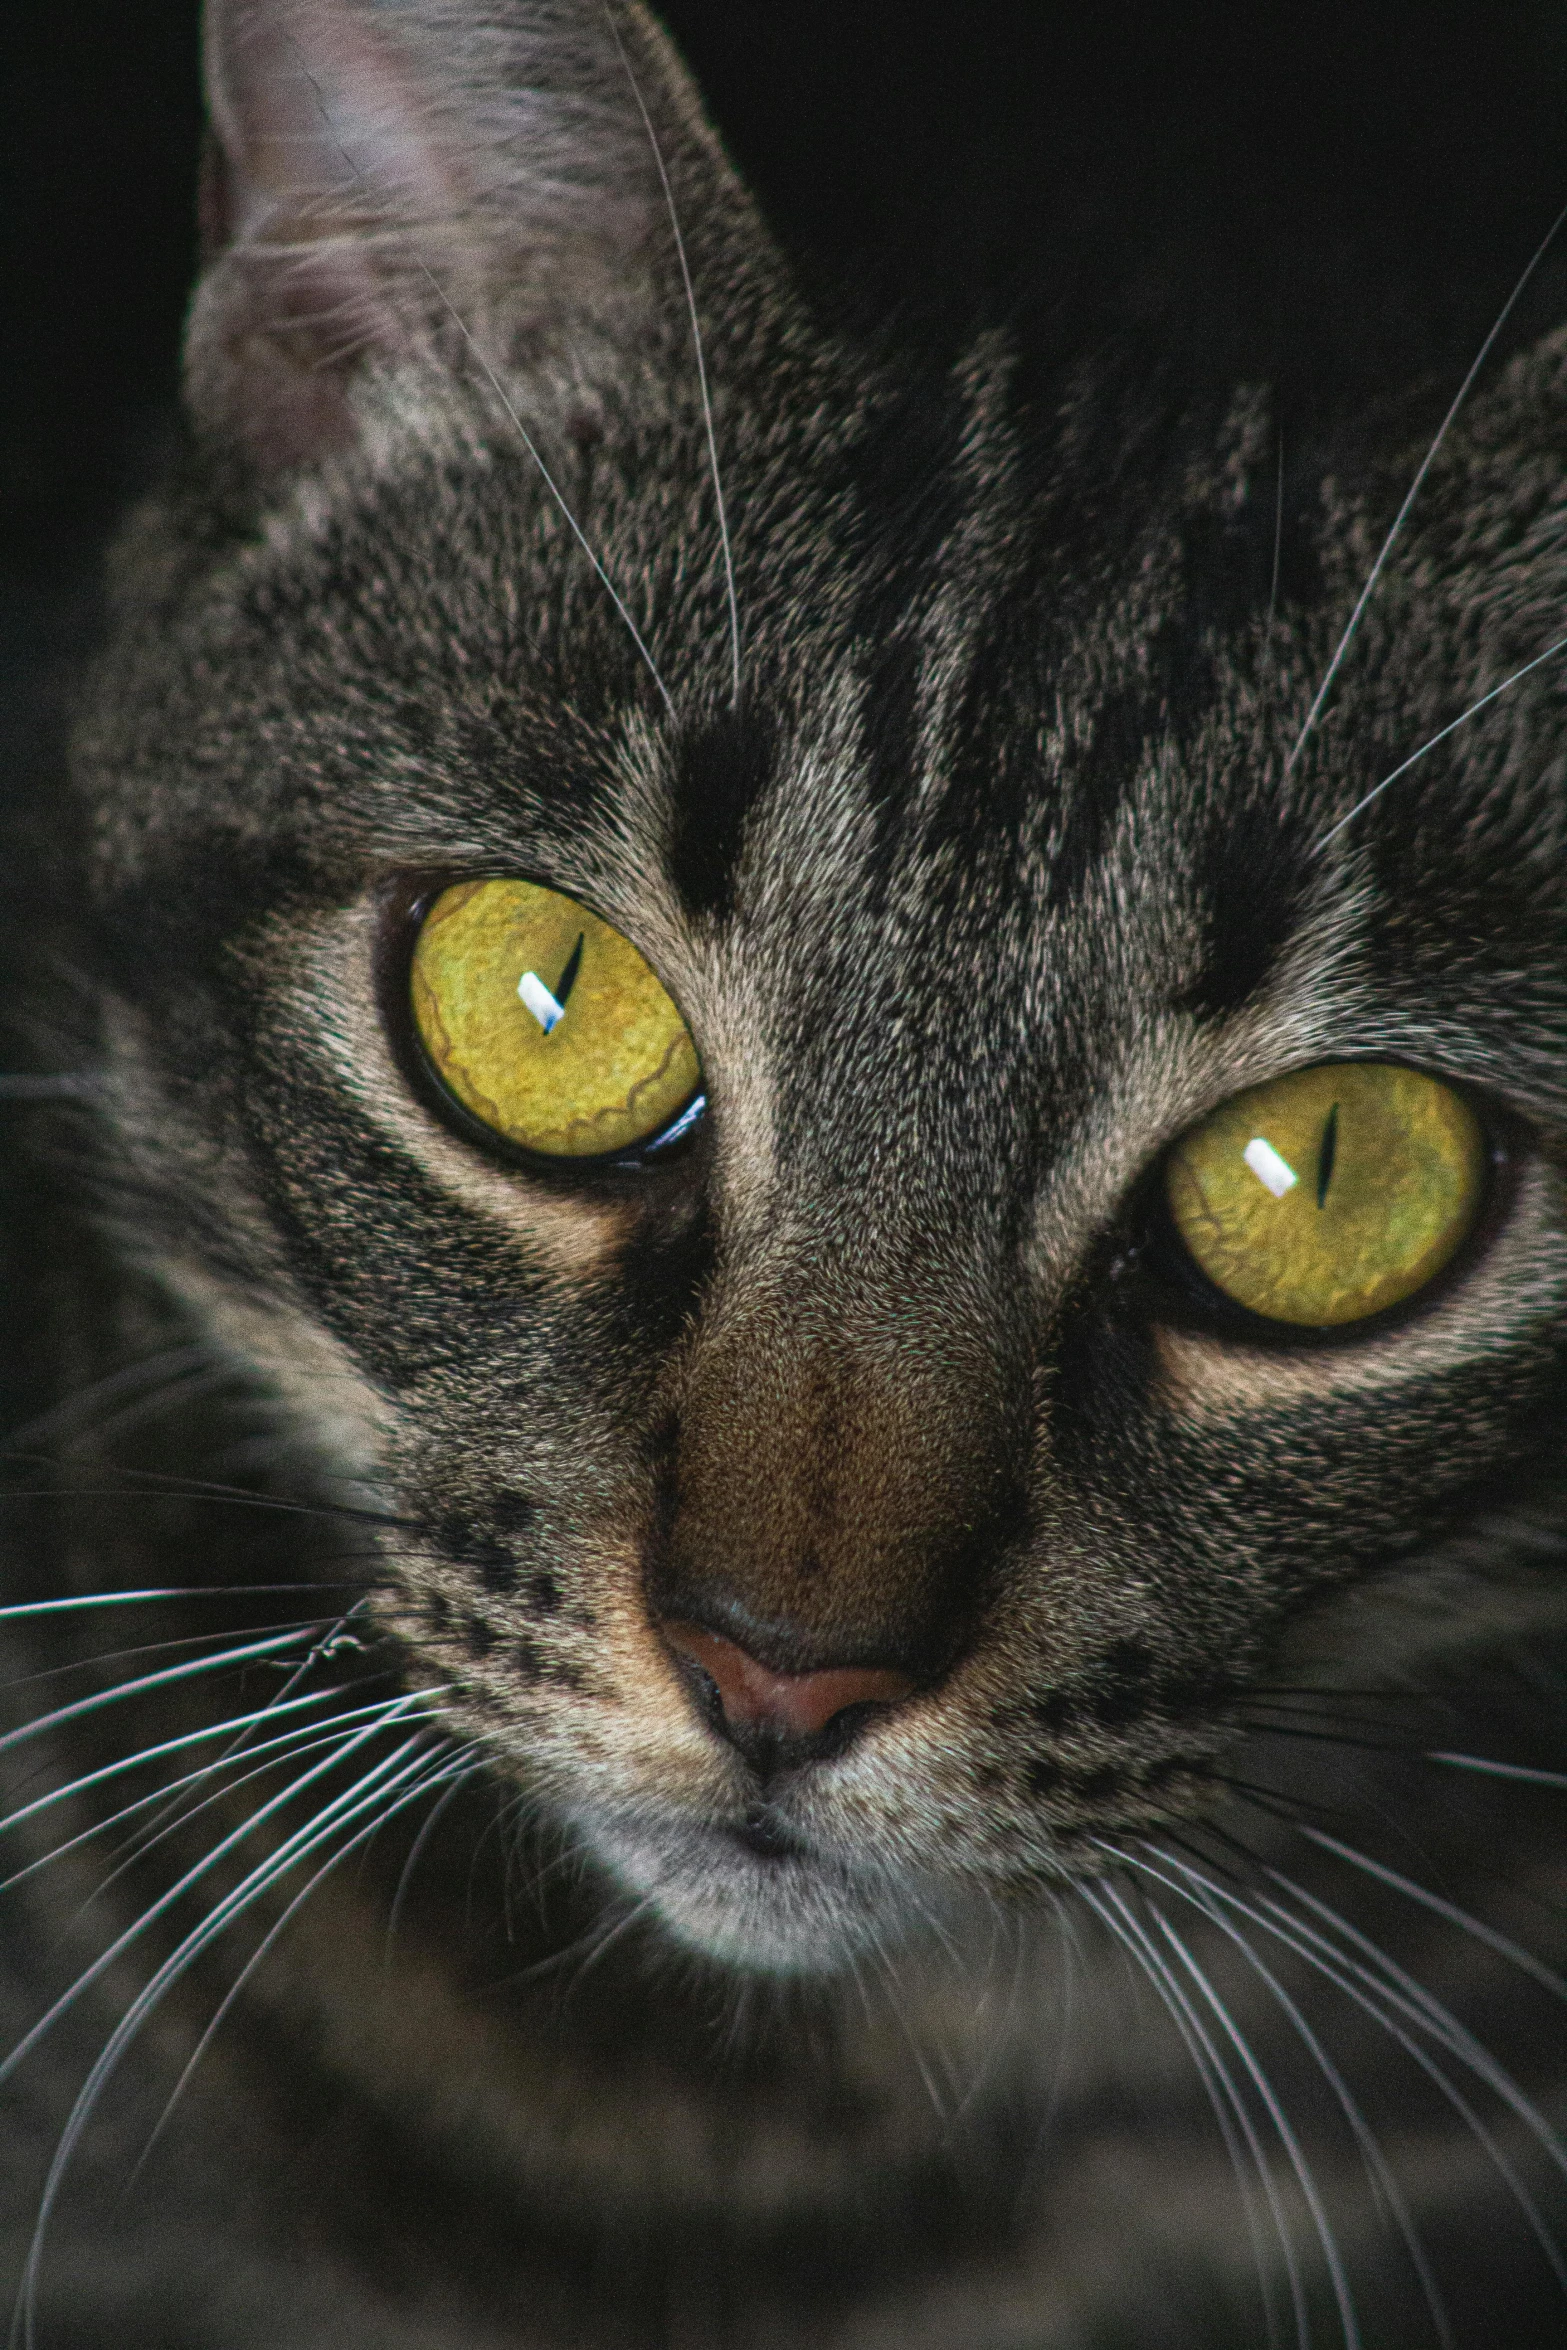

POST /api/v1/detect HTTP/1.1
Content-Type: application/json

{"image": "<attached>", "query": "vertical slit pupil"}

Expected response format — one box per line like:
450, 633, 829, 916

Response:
554, 932, 586, 1010
1316, 1102, 1340, 1209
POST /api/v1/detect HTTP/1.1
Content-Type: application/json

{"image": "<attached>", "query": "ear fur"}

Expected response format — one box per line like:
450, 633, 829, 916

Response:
186, 0, 746, 474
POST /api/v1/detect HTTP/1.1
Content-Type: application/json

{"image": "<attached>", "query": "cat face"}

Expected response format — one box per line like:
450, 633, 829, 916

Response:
73, 0, 1567, 1968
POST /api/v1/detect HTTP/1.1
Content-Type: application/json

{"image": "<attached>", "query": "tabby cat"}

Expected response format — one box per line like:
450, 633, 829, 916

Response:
4, 1, 1567, 2343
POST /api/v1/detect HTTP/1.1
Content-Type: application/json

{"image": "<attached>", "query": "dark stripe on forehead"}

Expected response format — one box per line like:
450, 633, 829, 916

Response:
666, 704, 777, 923
1177, 790, 1314, 1019
856, 634, 926, 914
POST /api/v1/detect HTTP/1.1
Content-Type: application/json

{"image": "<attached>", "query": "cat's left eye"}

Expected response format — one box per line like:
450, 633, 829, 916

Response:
1163, 1062, 1488, 1330
409, 878, 703, 1161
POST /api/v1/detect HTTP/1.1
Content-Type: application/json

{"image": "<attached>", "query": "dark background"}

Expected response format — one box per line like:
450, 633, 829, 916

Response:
6, 1, 1567, 586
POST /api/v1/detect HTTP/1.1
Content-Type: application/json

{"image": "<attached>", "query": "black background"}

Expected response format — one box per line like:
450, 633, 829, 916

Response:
6, 2, 1567, 576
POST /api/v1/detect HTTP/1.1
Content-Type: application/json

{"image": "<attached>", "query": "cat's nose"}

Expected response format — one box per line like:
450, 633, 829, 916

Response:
659, 1616, 915, 1763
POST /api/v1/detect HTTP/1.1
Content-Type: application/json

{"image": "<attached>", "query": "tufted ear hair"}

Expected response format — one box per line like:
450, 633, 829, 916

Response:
187, 0, 746, 473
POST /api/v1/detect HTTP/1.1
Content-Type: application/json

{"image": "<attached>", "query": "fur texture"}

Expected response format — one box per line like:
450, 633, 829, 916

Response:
4, 3, 1567, 2343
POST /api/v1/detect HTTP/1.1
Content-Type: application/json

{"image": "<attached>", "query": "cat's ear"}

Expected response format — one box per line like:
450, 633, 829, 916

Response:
186, 0, 743, 474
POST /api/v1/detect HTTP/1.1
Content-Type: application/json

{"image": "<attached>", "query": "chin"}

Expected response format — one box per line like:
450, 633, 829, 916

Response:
580, 1806, 906, 1975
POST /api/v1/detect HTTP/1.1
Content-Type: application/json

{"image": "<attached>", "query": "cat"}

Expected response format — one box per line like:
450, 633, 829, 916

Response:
3, 0, 1567, 2343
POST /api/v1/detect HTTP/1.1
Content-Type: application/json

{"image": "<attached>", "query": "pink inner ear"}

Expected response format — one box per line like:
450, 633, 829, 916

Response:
204, 0, 457, 254
188, 0, 469, 468
183, 0, 728, 475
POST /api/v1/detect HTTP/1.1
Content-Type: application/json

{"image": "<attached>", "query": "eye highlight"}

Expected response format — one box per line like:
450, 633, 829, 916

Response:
1164, 1064, 1487, 1329
410, 879, 702, 1160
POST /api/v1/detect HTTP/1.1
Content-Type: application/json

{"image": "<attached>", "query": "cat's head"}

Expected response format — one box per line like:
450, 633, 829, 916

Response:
70, 0, 1567, 1969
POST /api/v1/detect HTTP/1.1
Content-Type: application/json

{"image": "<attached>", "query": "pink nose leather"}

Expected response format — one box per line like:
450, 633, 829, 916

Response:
660, 1620, 916, 1741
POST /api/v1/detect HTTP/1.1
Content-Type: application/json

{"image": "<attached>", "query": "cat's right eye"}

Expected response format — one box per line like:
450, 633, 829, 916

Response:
409, 879, 703, 1161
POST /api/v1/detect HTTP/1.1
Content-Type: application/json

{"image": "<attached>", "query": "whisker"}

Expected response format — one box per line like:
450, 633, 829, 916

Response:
3, 1345, 211, 1451
284, 33, 678, 723
864, 1933, 952, 2125
0, 1450, 408, 1530
382, 1758, 482, 1963
1284, 195, 1567, 780
0, 1627, 326, 1762
1229, 1718, 1422, 1758
111, 1601, 382, 1857
1122, 1845, 1454, 2350
0, 1690, 341, 1844
1313, 628, 1567, 851
1147, 1889, 1363, 2349
131, 1749, 474, 2183
1207, 1775, 1342, 1827
0, 1475, 399, 1532
1300, 1827, 1567, 2006
39, 1367, 239, 1455
1144, 1847, 1567, 2297
63, 1688, 407, 1918
0, 1585, 375, 1621
1080, 1878, 1296, 2350
1425, 1751, 1567, 1791
13, 1727, 449, 2349
0, 1075, 106, 1102
85, 1462, 406, 1529
1236, 1687, 1434, 1710
0, 1698, 382, 1894
1264, 1870, 1567, 2206
0, 1689, 446, 2094
0, 1616, 350, 1697
602, 0, 741, 706
556, 1891, 659, 2003
1023, 1896, 1081, 2178
1267, 422, 1285, 635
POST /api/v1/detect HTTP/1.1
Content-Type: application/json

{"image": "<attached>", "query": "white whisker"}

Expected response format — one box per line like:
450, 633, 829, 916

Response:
285, 36, 679, 722
1140, 1848, 1567, 2298
865, 1931, 952, 2125
0, 1689, 446, 2094
1285, 197, 1567, 779
1301, 1827, 1567, 2006
1425, 1752, 1567, 1791
1025, 1897, 1081, 2170
1313, 628, 1567, 850
0, 1701, 381, 1894
0, 1586, 364, 1622
0, 1616, 346, 1698
552, 1891, 659, 2003
59, 1696, 416, 1918
1148, 1891, 1362, 2349
1124, 1846, 1454, 2350
1264, 1867, 1567, 2217
602, 0, 742, 706
13, 1728, 449, 2349
132, 1750, 472, 2182
3, 1346, 211, 1451
0, 1690, 338, 1844
120, 1601, 378, 1854
1080, 1879, 1296, 2350
383, 1757, 481, 1962
0, 1627, 322, 1762
1268, 423, 1286, 635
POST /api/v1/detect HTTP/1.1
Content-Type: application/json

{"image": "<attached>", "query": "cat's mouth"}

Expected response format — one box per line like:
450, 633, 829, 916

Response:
729, 1803, 804, 1862
576, 1796, 912, 1973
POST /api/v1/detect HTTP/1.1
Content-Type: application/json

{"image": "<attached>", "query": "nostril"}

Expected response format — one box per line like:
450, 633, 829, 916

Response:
659, 1618, 916, 1750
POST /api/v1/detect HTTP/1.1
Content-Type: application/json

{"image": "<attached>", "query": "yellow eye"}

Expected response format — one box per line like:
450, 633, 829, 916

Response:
410, 879, 702, 1159
1165, 1064, 1487, 1328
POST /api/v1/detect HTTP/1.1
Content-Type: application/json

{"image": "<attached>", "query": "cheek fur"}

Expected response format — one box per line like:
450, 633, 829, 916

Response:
17, 8, 1567, 2338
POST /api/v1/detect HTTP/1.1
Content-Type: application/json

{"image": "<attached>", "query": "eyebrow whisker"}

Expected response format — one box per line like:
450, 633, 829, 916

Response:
601, 0, 742, 708
1287, 196, 1567, 783
1313, 626, 1567, 850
